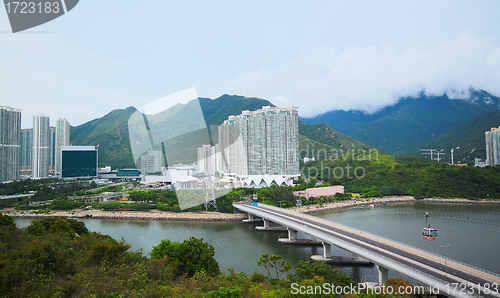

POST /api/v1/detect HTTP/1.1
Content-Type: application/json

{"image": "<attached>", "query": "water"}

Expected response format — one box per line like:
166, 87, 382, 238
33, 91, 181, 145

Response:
14, 201, 500, 282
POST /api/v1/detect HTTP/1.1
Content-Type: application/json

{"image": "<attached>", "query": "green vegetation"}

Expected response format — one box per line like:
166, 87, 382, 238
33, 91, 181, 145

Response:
0, 215, 367, 297
302, 152, 500, 199
302, 89, 500, 154
402, 110, 500, 164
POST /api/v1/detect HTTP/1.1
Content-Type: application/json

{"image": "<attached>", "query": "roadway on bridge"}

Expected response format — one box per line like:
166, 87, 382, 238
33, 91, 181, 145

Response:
234, 202, 500, 298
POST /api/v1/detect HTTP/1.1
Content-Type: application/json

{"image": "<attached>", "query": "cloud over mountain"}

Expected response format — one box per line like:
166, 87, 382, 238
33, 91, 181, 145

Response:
225, 32, 500, 118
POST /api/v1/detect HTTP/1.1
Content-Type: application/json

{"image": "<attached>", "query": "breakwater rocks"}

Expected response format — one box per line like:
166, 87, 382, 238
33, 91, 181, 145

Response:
2, 210, 246, 221
290, 196, 417, 214
422, 198, 500, 204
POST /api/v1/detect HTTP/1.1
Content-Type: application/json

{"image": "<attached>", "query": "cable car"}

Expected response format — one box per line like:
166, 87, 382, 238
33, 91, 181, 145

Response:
422, 212, 437, 240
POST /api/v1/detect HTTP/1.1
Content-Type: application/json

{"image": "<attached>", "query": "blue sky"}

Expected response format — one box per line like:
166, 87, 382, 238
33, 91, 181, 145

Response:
1, 1, 500, 128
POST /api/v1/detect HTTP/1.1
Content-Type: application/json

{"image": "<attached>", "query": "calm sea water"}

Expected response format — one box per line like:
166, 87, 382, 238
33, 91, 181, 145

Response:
14, 202, 500, 282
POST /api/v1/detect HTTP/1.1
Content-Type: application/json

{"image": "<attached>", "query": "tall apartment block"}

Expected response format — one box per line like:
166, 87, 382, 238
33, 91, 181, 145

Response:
485, 126, 500, 166
55, 118, 70, 173
140, 150, 163, 173
33, 114, 50, 179
49, 126, 55, 172
216, 106, 299, 175
197, 144, 215, 173
0, 106, 21, 183
20, 128, 33, 172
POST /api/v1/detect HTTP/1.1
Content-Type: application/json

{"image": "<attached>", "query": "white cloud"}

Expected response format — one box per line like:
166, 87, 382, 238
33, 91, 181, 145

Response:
224, 32, 500, 118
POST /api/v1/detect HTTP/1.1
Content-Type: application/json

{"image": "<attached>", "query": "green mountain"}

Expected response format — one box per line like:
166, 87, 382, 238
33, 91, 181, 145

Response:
401, 110, 500, 164
70, 95, 373, 169
301, 89, 500, 154
70, 106, 137, 169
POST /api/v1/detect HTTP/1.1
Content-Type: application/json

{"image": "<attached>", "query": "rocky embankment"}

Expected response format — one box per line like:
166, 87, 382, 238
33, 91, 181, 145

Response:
422, 198, 500, 204
2, 209, 245, 221
290, 196, 417, 214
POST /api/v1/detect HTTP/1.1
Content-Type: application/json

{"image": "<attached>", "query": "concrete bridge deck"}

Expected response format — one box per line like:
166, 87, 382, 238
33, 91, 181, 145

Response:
234, 202, 500, 298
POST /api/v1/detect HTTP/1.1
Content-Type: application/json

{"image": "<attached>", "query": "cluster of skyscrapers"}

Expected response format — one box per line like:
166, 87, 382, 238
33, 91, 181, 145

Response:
197, 106, 299, 176
485, 126, 500, 166
0, 106, 70, 182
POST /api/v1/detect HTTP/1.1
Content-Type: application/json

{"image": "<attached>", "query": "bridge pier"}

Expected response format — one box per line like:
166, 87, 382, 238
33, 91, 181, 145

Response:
278, 230, 324, 245
255, 218, 287, 231
376, 264, 389, 285
242, 213, 263, 223
322, 242, 332, 258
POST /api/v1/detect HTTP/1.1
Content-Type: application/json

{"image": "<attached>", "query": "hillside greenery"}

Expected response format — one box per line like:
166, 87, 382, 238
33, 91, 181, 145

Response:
0, 214, 370, 297
301, 89, 500, 154
402, 110, 500, 164
301, 151, 500, 199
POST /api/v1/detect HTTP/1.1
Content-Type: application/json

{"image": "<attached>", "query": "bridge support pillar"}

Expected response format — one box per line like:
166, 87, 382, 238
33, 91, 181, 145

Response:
376, 265, 388, 285
287, 228, 297, 240
352, 253, 361, 261
263, 219, 269, 228
322, 242, 331, 258
248, 213, 254, 221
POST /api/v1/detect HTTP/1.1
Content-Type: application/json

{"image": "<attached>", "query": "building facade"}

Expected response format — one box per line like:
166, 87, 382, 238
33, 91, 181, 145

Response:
485, 127, 500, 166
217, 106, 299, 175
140, 150, 163, 173
32, 114, 50, 179
0, 106, 21, 182
197, 144, 215, 173
20, 128, 33, 172
55, 118, 70, 173
60, 146, 98, 178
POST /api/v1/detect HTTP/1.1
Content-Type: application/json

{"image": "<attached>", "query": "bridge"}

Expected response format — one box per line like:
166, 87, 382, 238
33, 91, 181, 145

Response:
233, 202, 500, 298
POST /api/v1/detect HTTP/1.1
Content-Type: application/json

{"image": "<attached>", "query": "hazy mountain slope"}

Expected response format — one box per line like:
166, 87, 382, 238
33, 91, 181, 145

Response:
69, 95, 277, 168
70, 106, 137, 169
301, 90, 500, 154
402, 110, 500, 164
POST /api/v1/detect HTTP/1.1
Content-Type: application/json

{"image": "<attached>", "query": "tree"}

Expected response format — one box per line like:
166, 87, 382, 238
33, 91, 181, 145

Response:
0, 214, 15, 228
151, 237, 220, 277
257, 253, 291, 280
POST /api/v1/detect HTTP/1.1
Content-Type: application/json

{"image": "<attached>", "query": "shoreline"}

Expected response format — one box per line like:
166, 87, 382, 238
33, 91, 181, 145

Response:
289, 196, 417, 214
3, 209, 246, 221
421, 198, 500, 204
3, 197, 499, 221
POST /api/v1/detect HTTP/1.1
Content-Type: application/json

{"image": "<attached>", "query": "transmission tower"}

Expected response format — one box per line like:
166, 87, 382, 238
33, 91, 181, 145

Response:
204, 174, 217, 211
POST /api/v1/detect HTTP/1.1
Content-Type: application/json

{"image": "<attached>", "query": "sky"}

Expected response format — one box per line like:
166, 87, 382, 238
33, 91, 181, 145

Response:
1, 0, 500, 128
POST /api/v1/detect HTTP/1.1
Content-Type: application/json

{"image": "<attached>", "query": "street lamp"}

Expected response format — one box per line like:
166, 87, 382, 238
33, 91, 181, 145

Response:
440, 244, 450, 274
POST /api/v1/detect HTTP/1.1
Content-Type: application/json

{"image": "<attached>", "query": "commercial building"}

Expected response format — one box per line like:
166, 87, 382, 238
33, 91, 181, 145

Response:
32, 114, 50, 179
60, 146, 98, 178
485, 127, 500, 166
0, 106, 21, 183
140, 150, 163, 174
49, 126, 55, 173
55, 118, 70, 174
216, 106, 299, 176
20, 128, 33, 173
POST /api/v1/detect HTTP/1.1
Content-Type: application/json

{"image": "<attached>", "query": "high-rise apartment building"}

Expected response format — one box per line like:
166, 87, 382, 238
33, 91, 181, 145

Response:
32, 114, 50, 179
0, 106, 21, 183
216, 106, 299, 175
49, 126, 55, 172
140, 150, 163, 174
197, 144, 215, 173
20, 129, 33, 172
55, 118, 70, 173
485, 126, 500, 166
